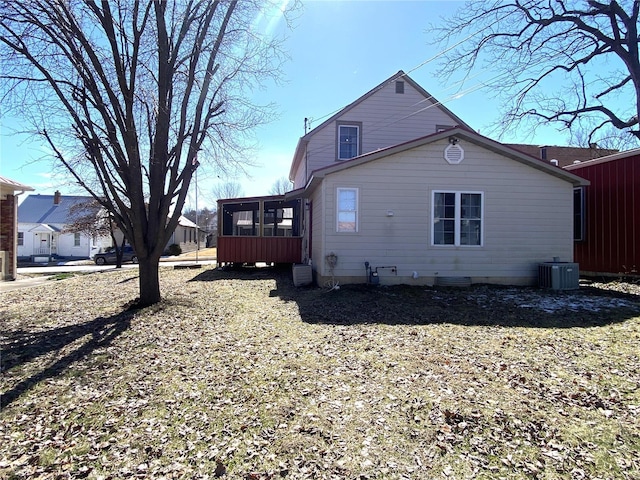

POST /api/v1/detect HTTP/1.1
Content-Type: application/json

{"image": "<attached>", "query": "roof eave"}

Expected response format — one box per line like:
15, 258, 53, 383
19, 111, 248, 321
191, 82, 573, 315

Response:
288, 137, 309, 182
302, 126, 590, 188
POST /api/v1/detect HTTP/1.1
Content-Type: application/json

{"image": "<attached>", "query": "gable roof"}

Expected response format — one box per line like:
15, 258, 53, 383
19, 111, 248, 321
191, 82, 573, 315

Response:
176, 215, 201, 230
302, 127, 589, 193
289, 70, 472, 180
18, 193, 96, 224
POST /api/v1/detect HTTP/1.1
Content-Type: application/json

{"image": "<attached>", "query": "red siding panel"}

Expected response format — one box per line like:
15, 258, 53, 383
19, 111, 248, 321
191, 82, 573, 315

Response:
573, 154, 639, 274
217, 236, 303, 264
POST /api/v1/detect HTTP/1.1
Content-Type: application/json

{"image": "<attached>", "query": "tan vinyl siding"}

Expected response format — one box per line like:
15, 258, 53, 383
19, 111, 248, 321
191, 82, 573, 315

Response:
293, 147, 307, 189
312, 139, 573, 285
303, 80, 460, 184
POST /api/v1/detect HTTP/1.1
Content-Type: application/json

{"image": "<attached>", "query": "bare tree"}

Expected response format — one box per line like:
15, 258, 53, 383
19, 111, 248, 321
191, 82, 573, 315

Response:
432, 1, 640, 145
212, 181, 244, 200
63, 199, 130, 267
63, 200, 111, 240
183, 206, 216, 232
0, 0, 293, 306
269, 176, 292, 195
570, 125, 639, 151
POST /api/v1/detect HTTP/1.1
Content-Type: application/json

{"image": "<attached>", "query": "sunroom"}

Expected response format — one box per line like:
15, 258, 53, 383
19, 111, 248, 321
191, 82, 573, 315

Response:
216, 195, 304, 266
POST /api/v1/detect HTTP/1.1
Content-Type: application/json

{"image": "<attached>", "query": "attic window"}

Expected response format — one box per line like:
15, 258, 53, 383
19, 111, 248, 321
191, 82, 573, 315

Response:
337, 123, 361, 160
395, 81, 405, 94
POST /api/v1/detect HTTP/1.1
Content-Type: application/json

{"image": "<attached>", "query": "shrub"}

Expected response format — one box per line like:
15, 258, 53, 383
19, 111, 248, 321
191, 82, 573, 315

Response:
167, 243, 182, 256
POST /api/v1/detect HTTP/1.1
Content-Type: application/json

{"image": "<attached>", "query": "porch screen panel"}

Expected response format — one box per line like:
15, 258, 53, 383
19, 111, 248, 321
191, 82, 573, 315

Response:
221, 202, 259, 236
263, 199, 301, 237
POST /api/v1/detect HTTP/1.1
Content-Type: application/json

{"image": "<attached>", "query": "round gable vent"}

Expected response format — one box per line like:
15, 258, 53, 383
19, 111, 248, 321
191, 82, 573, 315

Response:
444, 143, 464, 164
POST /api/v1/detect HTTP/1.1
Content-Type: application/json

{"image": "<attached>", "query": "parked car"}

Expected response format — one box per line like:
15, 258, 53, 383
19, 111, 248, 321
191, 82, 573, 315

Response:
94, 245, 138, 265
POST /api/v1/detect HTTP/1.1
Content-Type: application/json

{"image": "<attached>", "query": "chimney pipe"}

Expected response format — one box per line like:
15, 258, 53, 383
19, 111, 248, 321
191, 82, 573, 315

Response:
54, 190, 61, 205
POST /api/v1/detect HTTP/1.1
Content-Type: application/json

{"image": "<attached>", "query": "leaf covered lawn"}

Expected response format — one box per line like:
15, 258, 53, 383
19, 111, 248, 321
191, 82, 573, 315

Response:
1, 266, 639, 479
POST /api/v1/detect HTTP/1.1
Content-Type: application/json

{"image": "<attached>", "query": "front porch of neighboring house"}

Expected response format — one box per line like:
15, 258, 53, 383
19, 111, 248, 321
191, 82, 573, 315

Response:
29, 224, 60, 261
217, 196, 303, 266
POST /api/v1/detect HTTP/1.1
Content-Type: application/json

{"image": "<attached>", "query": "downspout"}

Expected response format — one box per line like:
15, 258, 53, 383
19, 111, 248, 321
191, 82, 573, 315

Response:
320, 180, 327, 279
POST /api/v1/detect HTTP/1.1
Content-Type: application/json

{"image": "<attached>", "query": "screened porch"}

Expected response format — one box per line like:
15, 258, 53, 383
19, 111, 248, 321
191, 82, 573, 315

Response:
217, 196, 303, 265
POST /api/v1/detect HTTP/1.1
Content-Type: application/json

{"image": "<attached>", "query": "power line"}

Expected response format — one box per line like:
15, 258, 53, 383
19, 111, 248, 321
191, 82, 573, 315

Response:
304, 8, 515, 133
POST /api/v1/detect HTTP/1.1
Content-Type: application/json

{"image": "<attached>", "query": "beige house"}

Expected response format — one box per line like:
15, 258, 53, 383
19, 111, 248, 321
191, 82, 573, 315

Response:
218, 70, 588, 286
300, 127, 587, 287
289, 70, 471, 188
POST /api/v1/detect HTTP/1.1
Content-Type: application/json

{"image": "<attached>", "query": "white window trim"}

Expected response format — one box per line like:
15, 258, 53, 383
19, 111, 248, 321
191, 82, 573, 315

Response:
336, 187, 359, 233
431, 190, 484, 247
337, 124, 360, 160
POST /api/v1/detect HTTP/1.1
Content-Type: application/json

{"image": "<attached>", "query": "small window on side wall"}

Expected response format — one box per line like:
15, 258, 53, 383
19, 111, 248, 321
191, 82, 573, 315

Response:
17, 232, 24, 246
74, 232, 81, 247
337, 188, 358, 233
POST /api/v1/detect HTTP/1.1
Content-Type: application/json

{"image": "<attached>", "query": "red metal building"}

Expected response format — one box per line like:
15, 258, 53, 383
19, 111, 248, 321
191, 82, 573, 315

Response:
565, 149, 640, 276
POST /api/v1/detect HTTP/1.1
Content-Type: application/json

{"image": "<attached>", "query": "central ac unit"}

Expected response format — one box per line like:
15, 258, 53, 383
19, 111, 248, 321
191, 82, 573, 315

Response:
538, 262, 579, 290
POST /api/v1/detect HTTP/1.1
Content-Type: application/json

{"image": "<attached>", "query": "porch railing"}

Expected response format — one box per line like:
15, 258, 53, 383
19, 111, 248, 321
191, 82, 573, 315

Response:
33, 246, 57, 256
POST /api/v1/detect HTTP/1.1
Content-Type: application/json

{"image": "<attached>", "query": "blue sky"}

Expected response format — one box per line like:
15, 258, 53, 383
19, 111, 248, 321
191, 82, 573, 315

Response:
0, 0, 570, 209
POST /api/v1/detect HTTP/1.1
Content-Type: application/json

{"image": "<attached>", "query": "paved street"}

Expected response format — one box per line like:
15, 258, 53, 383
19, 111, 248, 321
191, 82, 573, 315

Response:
1, 250, 217, 292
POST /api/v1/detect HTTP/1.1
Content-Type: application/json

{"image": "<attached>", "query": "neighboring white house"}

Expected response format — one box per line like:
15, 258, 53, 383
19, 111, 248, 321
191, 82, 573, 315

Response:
165, 215, 206, 254
217, 70, 589, 287
17, 191, 111, 261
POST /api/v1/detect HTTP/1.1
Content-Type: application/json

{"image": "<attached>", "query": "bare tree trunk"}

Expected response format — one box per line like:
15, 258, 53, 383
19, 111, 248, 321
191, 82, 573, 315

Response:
137, 256, 161, 307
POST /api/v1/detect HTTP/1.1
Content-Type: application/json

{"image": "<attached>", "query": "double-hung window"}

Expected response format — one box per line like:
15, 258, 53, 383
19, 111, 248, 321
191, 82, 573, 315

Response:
432, 191, 483, 246
17, 232, 24, 246
74, 232, 81, 247
337, 124, 360, 160
337, 188, 358, 232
